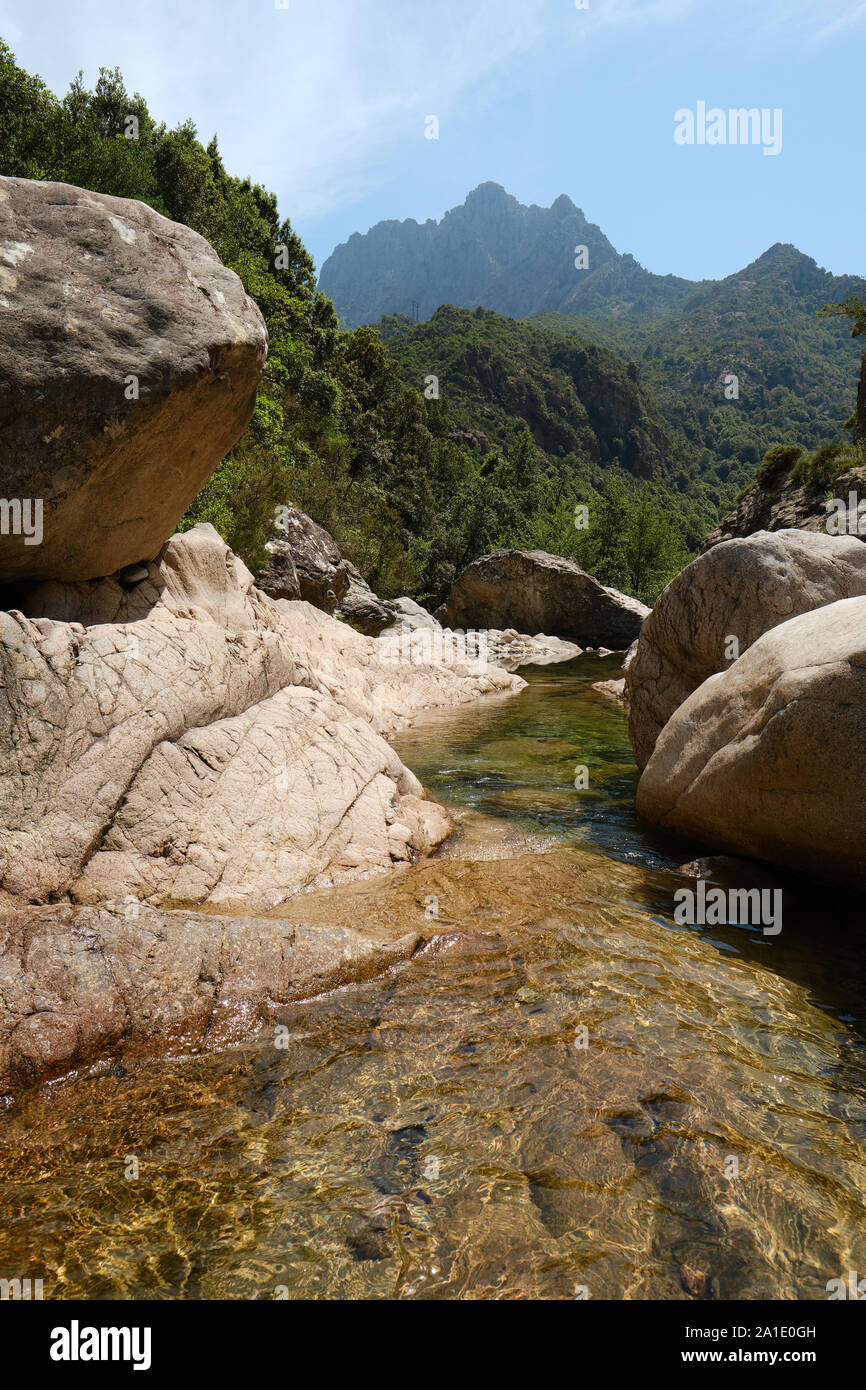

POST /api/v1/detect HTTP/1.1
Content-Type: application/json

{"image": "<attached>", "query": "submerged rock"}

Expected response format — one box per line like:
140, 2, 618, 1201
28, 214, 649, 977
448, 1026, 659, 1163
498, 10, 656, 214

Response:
438, 549, 649, 648
0, 176, 267, 582
0, 900, 425, 1092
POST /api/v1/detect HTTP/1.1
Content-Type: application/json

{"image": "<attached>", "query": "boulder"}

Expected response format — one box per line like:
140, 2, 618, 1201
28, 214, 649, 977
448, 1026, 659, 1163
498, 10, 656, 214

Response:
438, 550, 649, 648
253, 536, 301, 603
338, 561, 397, 635
257, 505, 349, 612
592, 678, 626, 705
0, 176, 267, 582
388, 596, 440, 631
636, 596, 866, 890
626, 529, 866, 769
0, 524, 524, 912
258, 506, 400, 634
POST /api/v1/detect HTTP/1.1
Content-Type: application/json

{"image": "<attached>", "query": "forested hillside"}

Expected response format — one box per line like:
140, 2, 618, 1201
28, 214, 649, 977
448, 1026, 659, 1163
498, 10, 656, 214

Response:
380, 306, 720, 555
0, 42, 708, 603
5, 43, 859, 608
323, 184, 865, 502
533, 243, 865, 489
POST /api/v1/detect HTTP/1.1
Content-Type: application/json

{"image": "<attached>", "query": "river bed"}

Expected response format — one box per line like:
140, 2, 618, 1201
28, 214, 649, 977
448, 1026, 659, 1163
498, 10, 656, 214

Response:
1, 656, 865, 1300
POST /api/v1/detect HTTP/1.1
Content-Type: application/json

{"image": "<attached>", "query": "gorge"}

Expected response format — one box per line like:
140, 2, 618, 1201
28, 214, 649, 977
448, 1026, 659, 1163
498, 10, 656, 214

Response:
1, 40, 865, 1307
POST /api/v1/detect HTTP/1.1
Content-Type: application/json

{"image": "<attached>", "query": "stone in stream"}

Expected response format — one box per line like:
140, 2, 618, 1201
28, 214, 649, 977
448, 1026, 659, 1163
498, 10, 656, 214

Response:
345, 1207, 392, 1262
636, 594, 866, 890
592, 678, 626, 704
625, 527, 866, 770
438, 549, 649, 649
0, 900, 425, 1093
0, 175, 267, 583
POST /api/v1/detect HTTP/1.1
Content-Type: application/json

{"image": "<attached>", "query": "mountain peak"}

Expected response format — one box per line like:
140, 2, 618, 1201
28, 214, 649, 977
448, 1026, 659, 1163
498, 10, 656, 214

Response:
319, 185, 685, 327
464, 181, 510, 206
734, 243, 821, 282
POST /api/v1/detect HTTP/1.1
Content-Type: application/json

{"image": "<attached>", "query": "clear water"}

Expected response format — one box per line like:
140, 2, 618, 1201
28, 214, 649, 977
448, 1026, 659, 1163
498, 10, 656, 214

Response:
1, 656, 865, 1300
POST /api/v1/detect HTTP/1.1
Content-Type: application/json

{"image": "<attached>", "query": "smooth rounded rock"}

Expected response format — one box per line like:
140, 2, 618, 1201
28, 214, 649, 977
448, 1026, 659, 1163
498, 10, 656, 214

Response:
626, 529, 866, 769
636, 595, 866, 890
0, 176, 267, 582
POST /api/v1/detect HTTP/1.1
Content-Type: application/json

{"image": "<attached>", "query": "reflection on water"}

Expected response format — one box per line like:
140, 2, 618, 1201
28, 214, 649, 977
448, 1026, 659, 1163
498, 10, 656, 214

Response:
1, 656, 865, 1300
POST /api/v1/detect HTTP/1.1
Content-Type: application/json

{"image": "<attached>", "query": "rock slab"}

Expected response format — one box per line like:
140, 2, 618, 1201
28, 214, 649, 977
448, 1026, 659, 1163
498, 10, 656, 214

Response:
0, 524, 523, 913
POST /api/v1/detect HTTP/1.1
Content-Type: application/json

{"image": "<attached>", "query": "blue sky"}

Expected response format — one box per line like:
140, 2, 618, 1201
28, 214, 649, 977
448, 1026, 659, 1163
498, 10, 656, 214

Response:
1, 0, 863, 281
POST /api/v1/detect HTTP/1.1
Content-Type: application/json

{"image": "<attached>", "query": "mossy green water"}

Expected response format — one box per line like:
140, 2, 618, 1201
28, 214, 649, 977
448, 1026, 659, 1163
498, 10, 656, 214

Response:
393, 654, 686, 870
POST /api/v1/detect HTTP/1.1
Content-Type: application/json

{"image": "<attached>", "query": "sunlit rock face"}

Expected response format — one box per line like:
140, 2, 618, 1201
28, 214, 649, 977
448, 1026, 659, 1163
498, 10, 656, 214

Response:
626, 528, 866, 770
0, 175, 267, 582
636, 594, 866, 890
0, 524, 523, 913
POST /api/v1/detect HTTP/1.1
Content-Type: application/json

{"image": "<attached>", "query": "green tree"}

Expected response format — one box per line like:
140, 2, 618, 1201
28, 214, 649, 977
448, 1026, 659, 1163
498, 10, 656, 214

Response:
821, 296, 866, 445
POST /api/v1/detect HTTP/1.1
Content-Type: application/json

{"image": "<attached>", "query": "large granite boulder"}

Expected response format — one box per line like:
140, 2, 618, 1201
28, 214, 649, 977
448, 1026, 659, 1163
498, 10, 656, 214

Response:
0, 176, 267, 582
438, 550, 649, 648
626, 529, 866, 769
636, 596, 866, 890
0, 524, 522, 912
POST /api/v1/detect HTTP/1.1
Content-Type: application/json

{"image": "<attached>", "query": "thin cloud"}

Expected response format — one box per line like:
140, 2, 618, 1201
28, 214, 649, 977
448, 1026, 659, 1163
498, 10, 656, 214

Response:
1, 0, 862, 227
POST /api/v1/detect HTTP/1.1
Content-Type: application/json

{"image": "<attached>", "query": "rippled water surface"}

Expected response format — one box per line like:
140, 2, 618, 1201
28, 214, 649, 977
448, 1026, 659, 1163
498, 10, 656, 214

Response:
2, 656, 865, 1299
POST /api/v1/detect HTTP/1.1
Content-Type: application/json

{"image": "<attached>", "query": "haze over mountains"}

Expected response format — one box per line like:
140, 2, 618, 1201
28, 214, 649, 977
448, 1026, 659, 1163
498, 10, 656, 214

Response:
318, 182, 865, 333
319, 182, 699, 326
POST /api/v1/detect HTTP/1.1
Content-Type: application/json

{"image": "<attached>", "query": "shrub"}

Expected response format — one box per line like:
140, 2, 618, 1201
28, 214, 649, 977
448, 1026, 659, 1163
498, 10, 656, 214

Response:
756, 444, 803, 490
791, 441, 845, 492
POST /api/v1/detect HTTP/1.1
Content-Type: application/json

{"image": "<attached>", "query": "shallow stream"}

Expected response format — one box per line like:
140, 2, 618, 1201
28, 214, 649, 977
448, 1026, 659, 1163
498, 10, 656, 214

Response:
2, 656, 864, 1299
